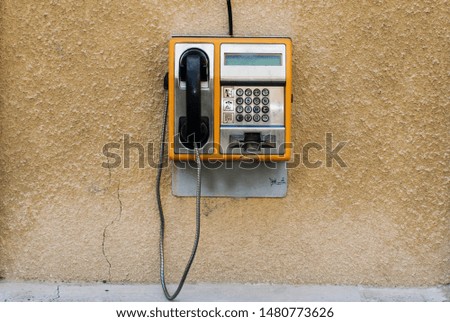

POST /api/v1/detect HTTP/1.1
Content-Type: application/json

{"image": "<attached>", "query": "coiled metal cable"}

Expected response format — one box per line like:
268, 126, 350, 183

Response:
156, 83, 202, 301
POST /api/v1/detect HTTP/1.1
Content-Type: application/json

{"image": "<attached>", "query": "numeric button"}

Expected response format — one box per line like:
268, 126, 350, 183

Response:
262, 114, 269, 122
262, 106, 270, 113
244, 114, 252, 122
253, 97, 260, 105
253, 114, 260, 122
236, 88, 244, 96
244, 105, 252, 113
236, 97, 244, 105
262, 88, 270, 96
253, 105, 261, 113
244, 97, 252, 105
245, 88, 252, 96
236, 114, 243, 122
236, 105, 243, 113
253, 88, 261, 96
262, 97, 270, 105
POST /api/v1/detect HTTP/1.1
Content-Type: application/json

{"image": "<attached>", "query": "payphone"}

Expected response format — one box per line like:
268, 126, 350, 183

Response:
156, 1, 292, 301
168, 38, 292, 161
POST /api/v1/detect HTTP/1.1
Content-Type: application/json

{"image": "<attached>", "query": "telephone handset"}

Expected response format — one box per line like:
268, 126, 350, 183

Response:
169, 37, 292, 161
178, 49, 209, 149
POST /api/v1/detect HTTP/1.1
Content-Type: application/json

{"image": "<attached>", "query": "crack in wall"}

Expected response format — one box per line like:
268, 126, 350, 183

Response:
102, 182, 123, 281
50, 285, 60, 302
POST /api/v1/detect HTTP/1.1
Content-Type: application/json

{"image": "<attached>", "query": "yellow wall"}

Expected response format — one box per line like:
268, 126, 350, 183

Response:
0, 0, 448, 286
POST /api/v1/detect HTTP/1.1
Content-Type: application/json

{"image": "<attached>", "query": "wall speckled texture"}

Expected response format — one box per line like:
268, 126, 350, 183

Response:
0, 0, 448, 286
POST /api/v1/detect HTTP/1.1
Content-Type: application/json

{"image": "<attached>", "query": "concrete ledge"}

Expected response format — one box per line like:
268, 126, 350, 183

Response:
0, 282, 448, 302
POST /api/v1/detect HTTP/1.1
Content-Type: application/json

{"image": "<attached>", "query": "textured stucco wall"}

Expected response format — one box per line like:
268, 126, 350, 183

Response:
0, 0, 448, 286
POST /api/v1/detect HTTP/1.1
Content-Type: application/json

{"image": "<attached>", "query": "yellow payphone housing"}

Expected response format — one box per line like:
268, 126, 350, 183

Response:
168, 37, 292, 162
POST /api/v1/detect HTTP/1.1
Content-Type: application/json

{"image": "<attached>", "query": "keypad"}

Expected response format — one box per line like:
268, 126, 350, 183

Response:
222, 86, 273, 124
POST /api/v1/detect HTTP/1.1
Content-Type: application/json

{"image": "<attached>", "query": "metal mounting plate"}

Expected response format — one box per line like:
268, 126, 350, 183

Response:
172, 161, 287, 197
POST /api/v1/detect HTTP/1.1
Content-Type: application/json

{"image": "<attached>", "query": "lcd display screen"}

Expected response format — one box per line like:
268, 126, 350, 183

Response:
224, 53, 282, 66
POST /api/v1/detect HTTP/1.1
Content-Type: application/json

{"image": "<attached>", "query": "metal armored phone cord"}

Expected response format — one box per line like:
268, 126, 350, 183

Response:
156, 73, 202, 301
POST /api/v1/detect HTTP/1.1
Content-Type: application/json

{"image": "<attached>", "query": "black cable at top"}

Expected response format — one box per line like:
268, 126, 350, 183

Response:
227, 0, 233, 36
